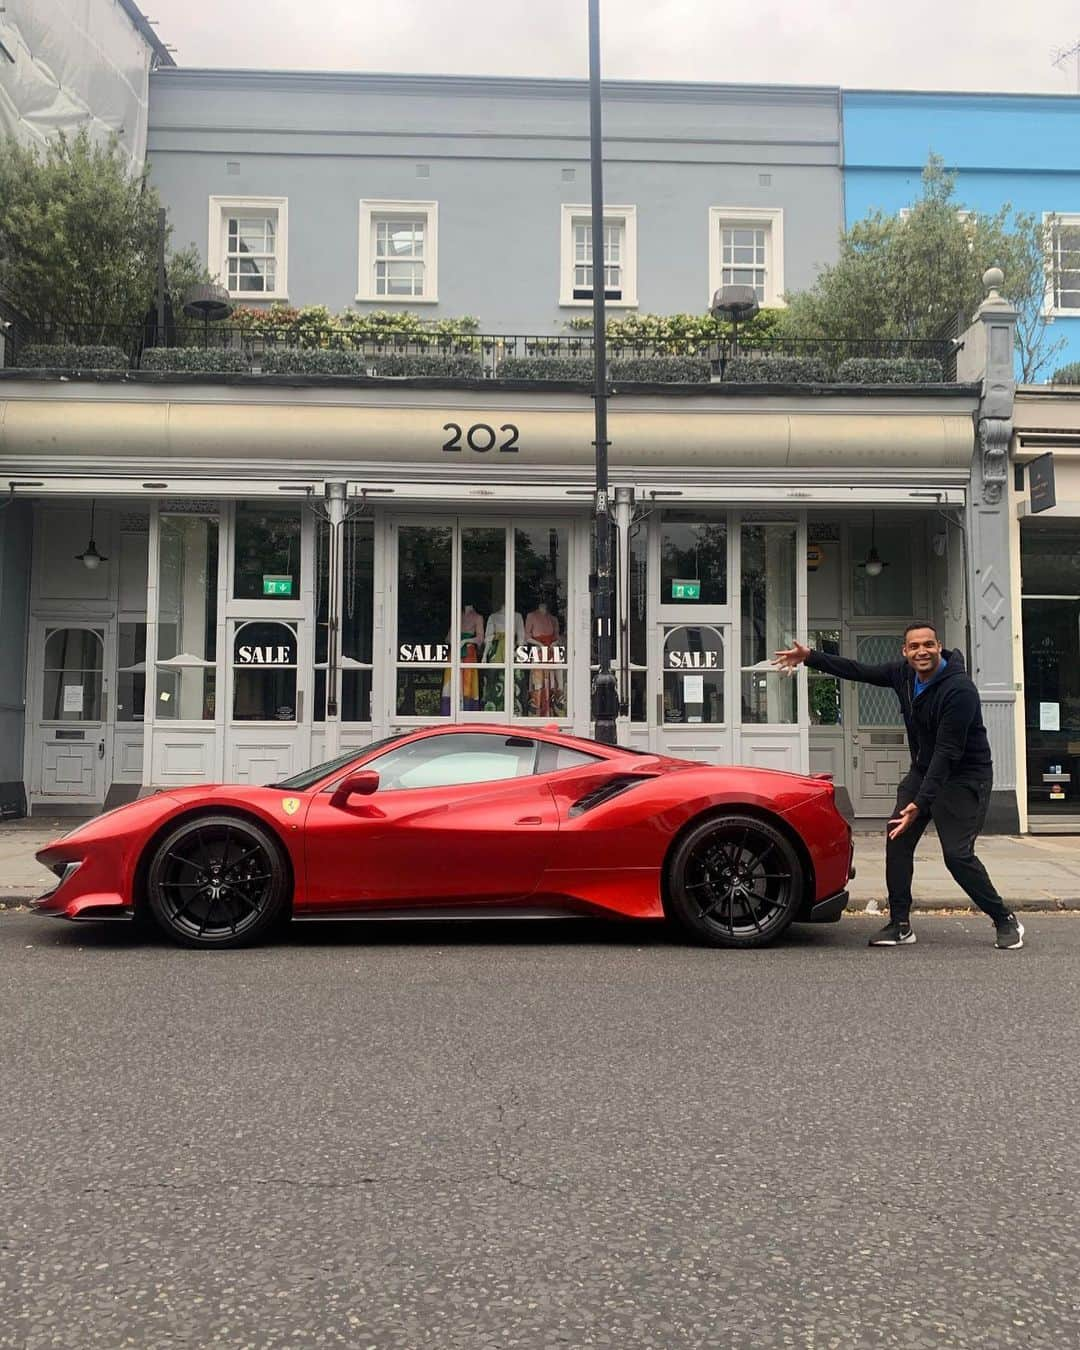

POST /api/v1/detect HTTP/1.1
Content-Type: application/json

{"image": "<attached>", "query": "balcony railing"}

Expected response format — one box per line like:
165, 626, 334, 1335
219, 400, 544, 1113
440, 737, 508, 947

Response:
4, 321, 960, 383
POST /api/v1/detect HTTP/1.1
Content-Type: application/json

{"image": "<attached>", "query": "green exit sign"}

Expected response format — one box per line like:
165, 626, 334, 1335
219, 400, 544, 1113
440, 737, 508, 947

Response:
671, 578, 701, 600
263, 574, 293, 597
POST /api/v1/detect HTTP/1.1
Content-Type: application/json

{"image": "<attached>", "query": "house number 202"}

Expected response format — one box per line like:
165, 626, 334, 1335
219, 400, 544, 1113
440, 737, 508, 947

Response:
442, 422, 520, 453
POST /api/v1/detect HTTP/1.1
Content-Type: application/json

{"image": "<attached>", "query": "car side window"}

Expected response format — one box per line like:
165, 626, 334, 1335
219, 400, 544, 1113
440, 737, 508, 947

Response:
366, 733, 538, 791
536, 743, 604, 774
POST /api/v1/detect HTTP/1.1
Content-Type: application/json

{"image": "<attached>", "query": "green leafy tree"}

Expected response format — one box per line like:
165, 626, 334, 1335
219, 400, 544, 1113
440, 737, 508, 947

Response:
779, 156, 1063, 382
0, 129, 197, 337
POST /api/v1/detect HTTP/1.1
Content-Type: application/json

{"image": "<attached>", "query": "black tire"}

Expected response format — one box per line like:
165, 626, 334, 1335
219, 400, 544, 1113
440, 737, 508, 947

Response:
145, 813, 290, 949
666, 813, 804, 949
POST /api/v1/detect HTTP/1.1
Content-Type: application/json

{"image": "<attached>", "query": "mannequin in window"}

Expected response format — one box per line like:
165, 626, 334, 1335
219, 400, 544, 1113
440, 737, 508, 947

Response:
523, 599, 564, 717
440, 602, 486, 714
481, 604, 524, 712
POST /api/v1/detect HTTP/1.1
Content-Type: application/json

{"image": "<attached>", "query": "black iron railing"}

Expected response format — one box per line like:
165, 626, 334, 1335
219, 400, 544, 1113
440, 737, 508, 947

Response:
4, 320, 961, 382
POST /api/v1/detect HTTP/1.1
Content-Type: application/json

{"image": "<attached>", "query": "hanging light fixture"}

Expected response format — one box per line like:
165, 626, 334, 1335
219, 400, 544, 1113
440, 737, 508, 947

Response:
858, 512, 888, 578
75, 499, 108, 570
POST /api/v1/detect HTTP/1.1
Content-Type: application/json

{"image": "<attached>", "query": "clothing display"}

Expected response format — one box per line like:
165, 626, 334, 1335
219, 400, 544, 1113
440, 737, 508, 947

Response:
523, 603, 565, 718
441, 604, 485, 714
482, 607, 524, 712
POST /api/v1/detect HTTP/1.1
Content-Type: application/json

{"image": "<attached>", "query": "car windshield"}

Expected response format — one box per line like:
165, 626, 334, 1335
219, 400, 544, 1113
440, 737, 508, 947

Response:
271, 733, 412, 790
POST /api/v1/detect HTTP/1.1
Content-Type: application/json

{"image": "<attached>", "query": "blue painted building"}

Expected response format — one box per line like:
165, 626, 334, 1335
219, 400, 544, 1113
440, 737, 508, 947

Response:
843, 90, 1080, 377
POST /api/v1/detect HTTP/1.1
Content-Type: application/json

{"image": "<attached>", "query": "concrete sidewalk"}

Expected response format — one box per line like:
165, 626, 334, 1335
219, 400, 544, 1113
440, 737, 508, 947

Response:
2, 815, 1079, 912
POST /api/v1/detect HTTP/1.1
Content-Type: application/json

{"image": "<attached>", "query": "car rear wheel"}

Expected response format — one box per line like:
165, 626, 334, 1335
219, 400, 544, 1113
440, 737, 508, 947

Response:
145, 814, 289, 949
666, 813, 804, 948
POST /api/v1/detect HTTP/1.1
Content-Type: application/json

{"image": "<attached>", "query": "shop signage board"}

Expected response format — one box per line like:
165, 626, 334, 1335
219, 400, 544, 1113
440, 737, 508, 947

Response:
262, 574, 293, 597
671, 579, 701, 600
1029, 453, 1056, 514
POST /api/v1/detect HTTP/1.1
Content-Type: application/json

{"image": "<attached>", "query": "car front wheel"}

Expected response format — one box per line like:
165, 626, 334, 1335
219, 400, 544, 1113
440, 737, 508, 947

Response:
145, 814, 290, 949
666, 813, 804, 948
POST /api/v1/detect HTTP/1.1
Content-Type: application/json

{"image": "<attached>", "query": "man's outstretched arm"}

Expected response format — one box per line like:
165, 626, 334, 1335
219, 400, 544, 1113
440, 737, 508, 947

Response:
773, 641, 898, 687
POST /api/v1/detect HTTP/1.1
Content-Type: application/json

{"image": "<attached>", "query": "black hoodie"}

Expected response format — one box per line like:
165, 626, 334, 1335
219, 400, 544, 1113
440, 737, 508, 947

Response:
805, 646, 993, 814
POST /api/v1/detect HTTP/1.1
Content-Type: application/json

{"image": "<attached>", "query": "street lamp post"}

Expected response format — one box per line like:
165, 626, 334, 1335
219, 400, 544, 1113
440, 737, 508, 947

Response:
588, 0, 619, 744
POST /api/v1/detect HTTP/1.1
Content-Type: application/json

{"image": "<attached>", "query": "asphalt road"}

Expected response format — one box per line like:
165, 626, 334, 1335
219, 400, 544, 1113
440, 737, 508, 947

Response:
2, 910, 1079, 1350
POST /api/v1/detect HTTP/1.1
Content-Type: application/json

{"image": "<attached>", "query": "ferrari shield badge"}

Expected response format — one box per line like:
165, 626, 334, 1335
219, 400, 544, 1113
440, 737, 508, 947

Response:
282, 797, 301, 817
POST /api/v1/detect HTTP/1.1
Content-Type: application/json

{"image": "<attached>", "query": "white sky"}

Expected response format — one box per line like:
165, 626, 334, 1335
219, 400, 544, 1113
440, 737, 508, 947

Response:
149, 0, 1080, 94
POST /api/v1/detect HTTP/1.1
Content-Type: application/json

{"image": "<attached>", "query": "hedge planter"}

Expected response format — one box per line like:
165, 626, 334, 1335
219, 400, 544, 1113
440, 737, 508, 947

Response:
836, 357, 944, 384
724, 355, 830, 384
141, 347, 251, 374
610, 356, 711, 383
369, 353, 484, 379
17, 344, 128, 371
260, 348, 364, 375
497, 356, 593, 381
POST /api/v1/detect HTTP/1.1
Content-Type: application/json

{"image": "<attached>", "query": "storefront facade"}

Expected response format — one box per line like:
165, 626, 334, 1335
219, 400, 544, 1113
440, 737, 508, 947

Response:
1011, 390, 1080, 831
0, 375, 979, 818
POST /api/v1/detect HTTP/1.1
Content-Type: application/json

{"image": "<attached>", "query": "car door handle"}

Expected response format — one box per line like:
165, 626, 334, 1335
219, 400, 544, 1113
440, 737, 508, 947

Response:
515, 815, 543, 825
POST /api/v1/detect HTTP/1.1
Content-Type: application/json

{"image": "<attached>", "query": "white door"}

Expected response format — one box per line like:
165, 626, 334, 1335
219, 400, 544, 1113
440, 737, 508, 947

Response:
848, 630, 909, 816
653, 620, 734, 764
34, 624, 108, 803
225, 618, 310, 784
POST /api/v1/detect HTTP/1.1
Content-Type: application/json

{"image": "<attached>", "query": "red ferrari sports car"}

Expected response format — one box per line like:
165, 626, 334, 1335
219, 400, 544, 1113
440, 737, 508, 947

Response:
32, 724, 853, 950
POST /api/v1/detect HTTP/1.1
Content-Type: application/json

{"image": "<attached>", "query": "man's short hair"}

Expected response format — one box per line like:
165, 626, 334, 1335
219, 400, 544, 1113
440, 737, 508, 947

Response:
903, 621, 939, 642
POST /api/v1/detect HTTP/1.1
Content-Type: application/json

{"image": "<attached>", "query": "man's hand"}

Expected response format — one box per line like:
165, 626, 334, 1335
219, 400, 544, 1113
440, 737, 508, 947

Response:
888, 803, 920, 840
772, 641, 811, 672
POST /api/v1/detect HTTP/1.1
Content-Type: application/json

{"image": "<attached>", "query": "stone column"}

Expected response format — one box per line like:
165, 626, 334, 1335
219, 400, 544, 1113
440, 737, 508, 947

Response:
963, 268, 1020, 832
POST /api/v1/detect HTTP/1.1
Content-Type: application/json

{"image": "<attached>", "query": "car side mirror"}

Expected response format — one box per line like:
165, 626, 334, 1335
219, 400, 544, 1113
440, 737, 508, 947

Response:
331, 769, 380, 807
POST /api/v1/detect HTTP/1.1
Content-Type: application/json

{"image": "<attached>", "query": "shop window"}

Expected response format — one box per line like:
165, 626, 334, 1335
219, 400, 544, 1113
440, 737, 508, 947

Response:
156, 515, 218, 721
461, 526, 507, 713
233, 620, 298, 722
116, 622, 147, 723
395, 524, 453, 717
663, 624, 724, 724
660, 511, 727, 607
628, 524, 648, 721
366, 732, 538, 790
315, 518, 374, 723
514, 526, 569, 718
740, 522, 796, 724
234, 503, 301, 602
808, 629, 842, 726
43, 628, 104, 722
852, 524, 913, 617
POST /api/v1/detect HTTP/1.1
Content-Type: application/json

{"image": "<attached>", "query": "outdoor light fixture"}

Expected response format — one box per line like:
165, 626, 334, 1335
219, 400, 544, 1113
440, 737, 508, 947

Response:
75, 500, 108, 570
858, 512, 888, 578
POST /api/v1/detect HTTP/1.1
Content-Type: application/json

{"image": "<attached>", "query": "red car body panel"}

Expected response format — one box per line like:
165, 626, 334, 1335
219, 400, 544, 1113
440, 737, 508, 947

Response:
31, 725, 852, 927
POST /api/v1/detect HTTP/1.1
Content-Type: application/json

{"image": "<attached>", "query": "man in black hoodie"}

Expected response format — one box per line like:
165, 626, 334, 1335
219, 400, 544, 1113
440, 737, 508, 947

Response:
774, 623, 1025, 950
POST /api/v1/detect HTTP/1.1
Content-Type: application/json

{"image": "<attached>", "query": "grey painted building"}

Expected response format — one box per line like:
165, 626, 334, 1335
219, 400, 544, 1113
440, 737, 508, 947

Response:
147, 72, 843, 331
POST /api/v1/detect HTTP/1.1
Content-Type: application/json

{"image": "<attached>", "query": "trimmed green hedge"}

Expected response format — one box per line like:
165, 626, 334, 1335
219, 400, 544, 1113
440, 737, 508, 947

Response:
724, 355, 830, 383
610, 356, 712, 383
17, 344, 128, 370
1051, 360, 1080, 385
497, 356, 592, 381
497, 355, 712, 383
260, 348, 362, 375
368, 353, 484, 379
141, 347, 251, 373
836, 356, 944, 384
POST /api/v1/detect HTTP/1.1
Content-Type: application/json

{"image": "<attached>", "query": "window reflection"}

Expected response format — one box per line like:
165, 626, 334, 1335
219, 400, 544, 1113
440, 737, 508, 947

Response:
234, 503, 301, 601
660, 512, 727, 606
156, 515, 218, 720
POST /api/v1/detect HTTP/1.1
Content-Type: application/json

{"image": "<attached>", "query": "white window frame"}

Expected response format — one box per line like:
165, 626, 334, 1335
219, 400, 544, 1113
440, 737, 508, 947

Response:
708, 206, 784, 309
1044, 212, 1080, 317
207, 196, 289, 301
357, 200, 439, 304
559, 204, 638, 308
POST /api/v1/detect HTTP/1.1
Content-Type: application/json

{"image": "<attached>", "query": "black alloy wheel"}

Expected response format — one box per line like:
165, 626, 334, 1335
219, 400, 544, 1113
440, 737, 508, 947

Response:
145, 814, 289, 949
666, 813, 804, 948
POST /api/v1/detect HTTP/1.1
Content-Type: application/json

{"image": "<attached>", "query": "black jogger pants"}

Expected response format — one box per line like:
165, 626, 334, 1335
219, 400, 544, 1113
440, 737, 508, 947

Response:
885, 769, 1010, 926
